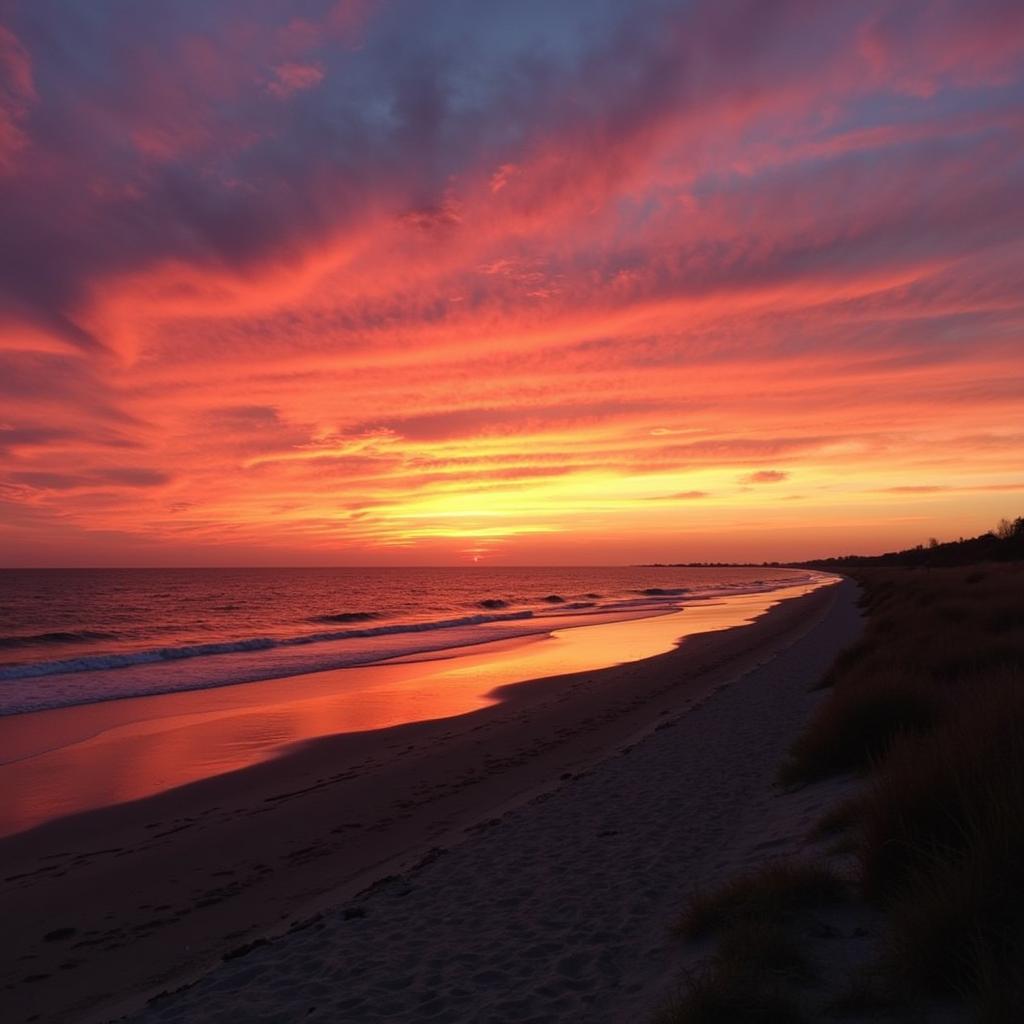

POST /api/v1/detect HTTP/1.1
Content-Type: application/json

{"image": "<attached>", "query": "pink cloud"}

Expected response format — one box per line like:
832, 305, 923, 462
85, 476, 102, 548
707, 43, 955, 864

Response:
0, 26, 35, 170
267, 62, 325, 98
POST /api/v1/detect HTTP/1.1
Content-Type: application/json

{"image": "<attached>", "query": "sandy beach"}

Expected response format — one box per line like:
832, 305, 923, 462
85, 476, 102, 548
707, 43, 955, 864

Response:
0, 578, 857, 1024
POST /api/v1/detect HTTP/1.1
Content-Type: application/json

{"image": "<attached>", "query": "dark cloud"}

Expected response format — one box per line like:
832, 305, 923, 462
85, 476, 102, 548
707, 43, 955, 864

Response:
8, 466, 171, 490
100, 467, 171, 487
0, 424, 74, 454
7, 471, 88, 491
645, 490, 712, 502
3, 0, 1020, 352
204, 405, 284, 427
356, 400, 669, 441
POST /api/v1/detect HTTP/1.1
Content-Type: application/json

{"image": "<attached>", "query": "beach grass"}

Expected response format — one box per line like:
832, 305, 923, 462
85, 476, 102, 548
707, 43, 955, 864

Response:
658, 917, 810, 1024
656, 963, 806, 1024
661, 862, 845, 1023
671, 563, 1024, 1018
779, 564, 1024, 787
784, 565, 1024, 1004
677, 861, 846, 940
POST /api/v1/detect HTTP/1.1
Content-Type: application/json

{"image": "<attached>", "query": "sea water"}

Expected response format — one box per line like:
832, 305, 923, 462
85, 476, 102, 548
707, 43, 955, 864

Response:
0, 566, 820, 715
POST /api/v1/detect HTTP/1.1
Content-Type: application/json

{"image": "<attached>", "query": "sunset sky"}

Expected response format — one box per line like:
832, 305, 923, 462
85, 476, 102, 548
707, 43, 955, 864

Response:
1, 0, 1023, 566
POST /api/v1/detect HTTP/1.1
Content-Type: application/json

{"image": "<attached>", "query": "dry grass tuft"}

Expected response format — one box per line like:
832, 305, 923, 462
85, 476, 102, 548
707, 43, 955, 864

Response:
678, 861, 846, 940
656, 972, 806, 1024
855, 676, 1024, 998
812, 797, 860, 838
716, 919, 809, 978
780, 564, 1024, 787
665, 864, 845, 1021
778, 668, 940, 785
781, 564, 1024, 1010
668, 564, 1024, 1020
657, 942, 808, 1024
825, 966, 899, 1016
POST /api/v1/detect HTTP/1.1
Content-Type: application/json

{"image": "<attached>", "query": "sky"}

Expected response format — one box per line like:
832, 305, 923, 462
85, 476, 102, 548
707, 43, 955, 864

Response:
1, 0, 1023, 567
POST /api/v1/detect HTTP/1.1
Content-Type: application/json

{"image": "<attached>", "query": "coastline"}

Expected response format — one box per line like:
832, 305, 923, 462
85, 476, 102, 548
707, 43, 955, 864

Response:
0, 579, 833, 837
0, 569, 821, 717
0, 578, 848, 1024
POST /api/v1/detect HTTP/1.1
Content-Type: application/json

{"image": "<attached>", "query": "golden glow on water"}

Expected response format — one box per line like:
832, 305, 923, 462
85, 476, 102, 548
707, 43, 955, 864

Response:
0, 582, 831, 837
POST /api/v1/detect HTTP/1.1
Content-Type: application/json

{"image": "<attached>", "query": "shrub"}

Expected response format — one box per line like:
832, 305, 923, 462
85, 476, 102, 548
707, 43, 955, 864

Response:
780, 565, 1024, 786
656, 959, 807, 1024
856, 670, 1024, 999
678, 861, 846, 940
779, 669, 941, 785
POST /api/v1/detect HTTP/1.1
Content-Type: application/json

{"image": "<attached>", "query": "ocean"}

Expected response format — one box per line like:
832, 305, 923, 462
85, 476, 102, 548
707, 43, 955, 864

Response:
0, 566, 820, 716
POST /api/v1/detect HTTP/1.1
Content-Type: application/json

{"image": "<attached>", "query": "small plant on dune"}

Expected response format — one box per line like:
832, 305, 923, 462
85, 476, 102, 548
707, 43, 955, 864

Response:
852, 672, 1024, 1001
666, 564, 1024, 1021
791, 564, 1024, 1009
812, 796, 860, 838
974, 937, 1024, 1024
656, 958, 807, 1024
715, 919, 809, 978
825, 965, 900, 1016
813, 639, 868, 689
778, 669, 941, 786
678, 861, 846, 940
779, 565, 1024, 788
664, 863, 843, 1023
859, 673, 1024, 903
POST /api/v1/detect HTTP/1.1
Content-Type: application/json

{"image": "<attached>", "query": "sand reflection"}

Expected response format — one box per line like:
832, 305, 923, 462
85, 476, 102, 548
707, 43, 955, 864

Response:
0, 581, 831, 836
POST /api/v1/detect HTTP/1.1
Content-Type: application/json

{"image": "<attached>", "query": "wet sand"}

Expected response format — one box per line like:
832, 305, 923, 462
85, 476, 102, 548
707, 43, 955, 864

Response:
0, 585, 828, 838
0, 578, 845, 1024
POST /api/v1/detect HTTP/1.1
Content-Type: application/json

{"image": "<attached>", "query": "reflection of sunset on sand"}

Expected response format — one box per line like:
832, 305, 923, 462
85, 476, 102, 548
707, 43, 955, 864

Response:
0, 580, 831, 837
0, 581, 846, 1024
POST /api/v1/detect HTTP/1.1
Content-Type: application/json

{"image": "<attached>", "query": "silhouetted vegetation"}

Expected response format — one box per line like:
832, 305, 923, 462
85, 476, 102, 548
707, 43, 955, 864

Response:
655, 959, 807, 1024
782, 562, 1024, 1018
667, 557, 1024, 1021
800, 515, 1024, 568
677, 861, 846, 940
659, 861, 845, 1024
780, 564, 1024, 786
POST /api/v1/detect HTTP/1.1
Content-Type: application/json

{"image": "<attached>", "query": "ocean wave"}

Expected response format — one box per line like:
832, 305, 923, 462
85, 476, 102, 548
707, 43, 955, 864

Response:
308, 611, 380, 624
638, 587, 689, 596
477, 598, 509, 610
0, 630, 120, 650
540, 594, 566, 603
0, 610, 536, 682
0, 574, 834, 715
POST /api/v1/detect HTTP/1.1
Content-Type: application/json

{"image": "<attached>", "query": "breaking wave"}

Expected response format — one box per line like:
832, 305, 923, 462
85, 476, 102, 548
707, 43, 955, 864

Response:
0, 611, 535, 682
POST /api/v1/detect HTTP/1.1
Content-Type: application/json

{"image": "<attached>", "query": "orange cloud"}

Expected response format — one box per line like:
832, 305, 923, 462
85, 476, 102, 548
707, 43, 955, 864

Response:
740, 471, 789, 484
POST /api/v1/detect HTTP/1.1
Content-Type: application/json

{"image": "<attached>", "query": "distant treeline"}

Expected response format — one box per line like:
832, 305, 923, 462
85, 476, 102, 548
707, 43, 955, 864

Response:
799, 515, 1024, 568
639, 561, 783, 568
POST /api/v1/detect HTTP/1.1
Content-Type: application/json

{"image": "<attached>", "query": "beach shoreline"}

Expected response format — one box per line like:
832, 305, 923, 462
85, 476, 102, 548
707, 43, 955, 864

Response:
0, 579, 834, 839
1, 577, 847, 1024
